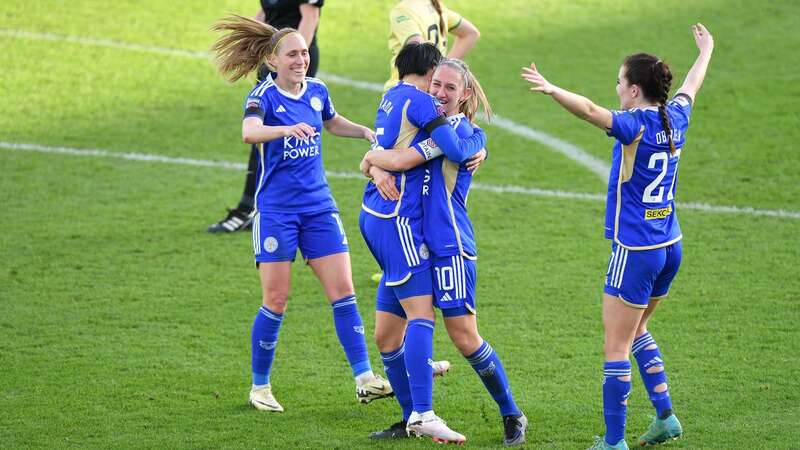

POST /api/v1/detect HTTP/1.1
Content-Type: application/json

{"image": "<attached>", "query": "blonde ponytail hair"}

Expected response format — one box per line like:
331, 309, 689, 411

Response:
437, 58, 493, 122
210, 14, 298, 82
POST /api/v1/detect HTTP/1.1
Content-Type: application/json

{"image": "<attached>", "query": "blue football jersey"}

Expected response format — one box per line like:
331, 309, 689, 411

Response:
243, 74, 337, 213
422, 113, 477, 258
361, 82, 447, 219
605, 94, 692, 249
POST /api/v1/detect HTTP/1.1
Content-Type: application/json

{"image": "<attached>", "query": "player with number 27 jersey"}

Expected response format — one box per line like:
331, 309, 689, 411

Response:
606, 94, 692, 250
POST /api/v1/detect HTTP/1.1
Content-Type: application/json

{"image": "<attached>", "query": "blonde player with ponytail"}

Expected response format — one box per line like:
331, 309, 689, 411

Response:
362, 59, 529, 446
385, 0, 480, 91
211, 14, 393, 413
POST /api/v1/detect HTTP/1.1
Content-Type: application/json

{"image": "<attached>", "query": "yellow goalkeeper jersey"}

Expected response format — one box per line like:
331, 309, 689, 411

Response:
385, 0, 463, 91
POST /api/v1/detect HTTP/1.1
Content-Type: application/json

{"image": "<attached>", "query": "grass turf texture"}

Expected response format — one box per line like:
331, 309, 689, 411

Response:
1, 0, 799, 448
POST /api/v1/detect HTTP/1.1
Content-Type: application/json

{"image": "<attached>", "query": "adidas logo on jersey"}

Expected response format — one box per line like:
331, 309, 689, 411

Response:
276, 105, 286, 113
439, 292, 453, 302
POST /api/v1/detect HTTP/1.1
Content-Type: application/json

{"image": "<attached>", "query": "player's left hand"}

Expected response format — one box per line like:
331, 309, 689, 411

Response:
466, 148, 487, 173
521, 63, 555, 95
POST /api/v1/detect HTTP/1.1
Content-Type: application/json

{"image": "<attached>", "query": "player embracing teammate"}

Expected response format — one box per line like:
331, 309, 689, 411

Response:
362, 54, 528, 446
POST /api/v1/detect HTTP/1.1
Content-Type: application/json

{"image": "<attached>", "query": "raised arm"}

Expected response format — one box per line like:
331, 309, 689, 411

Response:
447, 17, 480, 60
675, 23, 714, 102
521, 63, 613, 130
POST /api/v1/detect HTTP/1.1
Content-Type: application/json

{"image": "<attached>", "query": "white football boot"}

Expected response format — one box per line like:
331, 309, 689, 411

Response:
406, 411, 466, 444
356, 374, 394, 403
432, 360, 451, 378
249, 384, 283, 412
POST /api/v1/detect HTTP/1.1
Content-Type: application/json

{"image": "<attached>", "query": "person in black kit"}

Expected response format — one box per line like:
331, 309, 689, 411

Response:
208, 0, 324, 233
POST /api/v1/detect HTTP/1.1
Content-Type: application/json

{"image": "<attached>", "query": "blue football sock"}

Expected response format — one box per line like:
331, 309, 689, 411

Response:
404, 318, 435, 414
466, 341, 521, 417
603, 360, 631, 446
331, 295, 371, 377
251, 306, 284, 385
632, 332, 672, 417
381, 345, 413, 421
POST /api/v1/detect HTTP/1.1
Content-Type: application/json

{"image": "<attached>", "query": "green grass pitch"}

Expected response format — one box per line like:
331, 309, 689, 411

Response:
1, 0, 799, 448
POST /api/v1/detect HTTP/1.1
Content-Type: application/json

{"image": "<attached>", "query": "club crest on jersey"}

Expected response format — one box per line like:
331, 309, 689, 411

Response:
264, 236, 279, 253
419, 243, 429, 260
310, 96, 323, 112
644, 205, 673, 220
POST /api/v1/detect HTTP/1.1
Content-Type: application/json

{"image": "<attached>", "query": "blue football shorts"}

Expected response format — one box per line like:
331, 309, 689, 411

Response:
603, 240, 683, 308
358, 211, 430, 285
252, 208, 349, 264
432, 254, 476, 317
374, 270, 433, 319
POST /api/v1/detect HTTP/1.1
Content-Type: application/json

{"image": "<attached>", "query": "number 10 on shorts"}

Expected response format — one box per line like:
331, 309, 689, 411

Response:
434, 266, 455, 292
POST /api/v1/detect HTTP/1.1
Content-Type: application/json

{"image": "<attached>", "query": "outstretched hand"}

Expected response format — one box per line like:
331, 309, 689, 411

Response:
521, 63, 556, 95
692, 23, 714, 55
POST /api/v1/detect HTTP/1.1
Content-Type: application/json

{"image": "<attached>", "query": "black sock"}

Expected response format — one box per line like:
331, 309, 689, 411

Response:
658, 408, 673, 420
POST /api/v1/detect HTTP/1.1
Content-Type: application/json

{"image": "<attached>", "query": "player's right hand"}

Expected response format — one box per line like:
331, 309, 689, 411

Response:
692, 23, 714, 55
283, 122, 316, 140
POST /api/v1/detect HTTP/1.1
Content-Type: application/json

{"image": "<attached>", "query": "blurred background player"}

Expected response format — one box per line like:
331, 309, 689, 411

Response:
522, 23, 714, 449
208, 0, 324, 233
385, 0, 481, 91
359, 43, 487, 444
210, 14, 393, 413
362, 59, 527, 446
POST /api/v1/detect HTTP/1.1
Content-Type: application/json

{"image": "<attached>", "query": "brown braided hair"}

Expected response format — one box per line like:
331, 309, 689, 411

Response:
430, 0, 447, 41
623, 53, 676, 155
210, 14, 298, 82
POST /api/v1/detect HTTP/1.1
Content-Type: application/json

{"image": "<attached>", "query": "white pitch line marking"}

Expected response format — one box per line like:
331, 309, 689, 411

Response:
0, 28, 611, 180
3, 141, 798, 220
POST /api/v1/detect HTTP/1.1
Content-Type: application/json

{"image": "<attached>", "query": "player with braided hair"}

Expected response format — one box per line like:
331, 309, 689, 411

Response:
522, 23, 714, 449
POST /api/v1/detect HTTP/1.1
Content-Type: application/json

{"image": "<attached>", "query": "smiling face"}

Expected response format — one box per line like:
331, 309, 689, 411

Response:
429, 64, 470, 117
268, 32, 309, 85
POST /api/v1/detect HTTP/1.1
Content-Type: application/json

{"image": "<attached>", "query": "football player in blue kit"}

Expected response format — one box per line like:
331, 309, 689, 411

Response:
522, 23, 715, 449
358, 43, 487, 445
210, 14, 393, 413
362, 58, 528, 446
